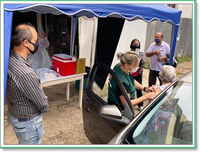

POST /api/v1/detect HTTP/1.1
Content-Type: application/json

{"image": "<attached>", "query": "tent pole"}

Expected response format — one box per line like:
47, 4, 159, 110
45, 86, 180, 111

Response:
170, 24, 179, 65
36, 13, 42, 34
4, 11, 13, 104
70, 16, 78, 56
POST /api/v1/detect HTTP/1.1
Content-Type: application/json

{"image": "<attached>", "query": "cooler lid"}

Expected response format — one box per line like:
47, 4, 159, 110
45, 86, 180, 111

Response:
53, 54, 75, 60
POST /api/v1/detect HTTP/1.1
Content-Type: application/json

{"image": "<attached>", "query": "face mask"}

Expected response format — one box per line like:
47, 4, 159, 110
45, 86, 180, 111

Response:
130, 67, 139, 73
155, 39, 160, 44
131, 45, 140, 50
26, 38, 39, 54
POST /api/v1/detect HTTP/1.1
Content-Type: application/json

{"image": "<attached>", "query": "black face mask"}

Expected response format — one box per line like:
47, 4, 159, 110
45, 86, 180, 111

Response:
26, 38, 39, 54
131, 45, 140, 50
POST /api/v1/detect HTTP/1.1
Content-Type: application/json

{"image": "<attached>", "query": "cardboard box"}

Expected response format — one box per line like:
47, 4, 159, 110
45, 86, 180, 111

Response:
76, 58, 86, 74
52, 54, 76, 76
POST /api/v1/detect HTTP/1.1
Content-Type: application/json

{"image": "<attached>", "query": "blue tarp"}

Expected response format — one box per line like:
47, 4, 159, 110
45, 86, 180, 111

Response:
5, 4, 181, 24
4, 4, 182, 104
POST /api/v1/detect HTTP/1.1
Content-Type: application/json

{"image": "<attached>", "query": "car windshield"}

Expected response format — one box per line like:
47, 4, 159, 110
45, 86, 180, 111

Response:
125, 73, 193, 145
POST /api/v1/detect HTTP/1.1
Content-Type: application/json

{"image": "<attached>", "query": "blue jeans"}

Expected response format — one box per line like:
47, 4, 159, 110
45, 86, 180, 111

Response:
7, 114, 44, 144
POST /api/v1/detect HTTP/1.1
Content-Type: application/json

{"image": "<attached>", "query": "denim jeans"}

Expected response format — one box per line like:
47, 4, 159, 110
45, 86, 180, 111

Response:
7, 114, 44, 145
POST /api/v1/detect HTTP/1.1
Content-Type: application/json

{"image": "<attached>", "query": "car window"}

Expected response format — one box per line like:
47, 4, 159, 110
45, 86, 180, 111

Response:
123, 75, 193, 145
92, 75, 110, 102
91, 64, 122, 108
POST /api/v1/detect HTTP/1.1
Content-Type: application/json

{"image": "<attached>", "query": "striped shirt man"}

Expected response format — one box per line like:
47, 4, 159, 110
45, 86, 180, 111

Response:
7, 51, 49, 119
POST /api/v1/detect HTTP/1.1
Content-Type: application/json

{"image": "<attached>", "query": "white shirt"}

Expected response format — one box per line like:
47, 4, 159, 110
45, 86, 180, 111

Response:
159, 83, 169, 91
147, 41, 170, 71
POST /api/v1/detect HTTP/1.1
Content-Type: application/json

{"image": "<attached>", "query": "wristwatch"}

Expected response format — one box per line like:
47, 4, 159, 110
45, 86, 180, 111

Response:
143, 87, 147, 92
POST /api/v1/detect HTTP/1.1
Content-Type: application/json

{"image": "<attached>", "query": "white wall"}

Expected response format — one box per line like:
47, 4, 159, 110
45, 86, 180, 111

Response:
111, 20, 147, 68
177, 4, 193, 19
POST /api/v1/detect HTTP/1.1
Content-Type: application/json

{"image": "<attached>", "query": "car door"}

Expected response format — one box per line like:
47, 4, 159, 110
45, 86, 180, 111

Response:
83, 61, 134, 144
109, 72, 193, 146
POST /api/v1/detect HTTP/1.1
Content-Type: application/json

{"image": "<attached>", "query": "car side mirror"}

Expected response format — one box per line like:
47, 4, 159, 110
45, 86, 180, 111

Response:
99, 105, 122, 119
99, 105, 130, 125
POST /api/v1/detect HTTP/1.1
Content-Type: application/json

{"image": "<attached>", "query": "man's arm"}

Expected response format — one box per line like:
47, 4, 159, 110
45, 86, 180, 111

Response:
158, 56, 168, 62
18, 72, 49, 112
146, 51, 156, 57
146, 50, 162, 57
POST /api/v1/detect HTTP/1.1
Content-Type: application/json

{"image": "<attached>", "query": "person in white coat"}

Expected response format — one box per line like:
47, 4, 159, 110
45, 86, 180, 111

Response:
28, 30, 52, 71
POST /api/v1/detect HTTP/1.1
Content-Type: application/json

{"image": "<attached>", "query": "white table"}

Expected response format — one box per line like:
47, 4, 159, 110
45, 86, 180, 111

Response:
40, 73, 86, 109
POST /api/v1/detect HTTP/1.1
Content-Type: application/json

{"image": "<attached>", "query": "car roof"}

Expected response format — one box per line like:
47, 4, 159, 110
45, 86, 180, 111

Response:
181, 71, 192, 83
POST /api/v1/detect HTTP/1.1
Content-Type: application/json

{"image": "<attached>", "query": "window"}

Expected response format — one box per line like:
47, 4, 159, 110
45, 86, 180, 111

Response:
90, 63, 125, 112
92, 75, 110, 103
124, 77, 193, 145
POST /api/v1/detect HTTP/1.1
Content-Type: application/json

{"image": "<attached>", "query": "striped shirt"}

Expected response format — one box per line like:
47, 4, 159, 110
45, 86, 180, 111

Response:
7, 51, 49, 119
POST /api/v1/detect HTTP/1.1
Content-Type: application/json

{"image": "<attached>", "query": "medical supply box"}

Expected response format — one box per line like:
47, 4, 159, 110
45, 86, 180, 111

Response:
76, 58, 86, 74
52, 54, 76, 76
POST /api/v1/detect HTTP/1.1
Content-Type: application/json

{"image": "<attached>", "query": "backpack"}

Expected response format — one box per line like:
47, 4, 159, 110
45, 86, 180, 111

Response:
166, 54, 178, 68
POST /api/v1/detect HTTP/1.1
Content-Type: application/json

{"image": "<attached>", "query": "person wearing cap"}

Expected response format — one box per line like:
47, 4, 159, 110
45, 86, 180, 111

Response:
7, 23, 49, 144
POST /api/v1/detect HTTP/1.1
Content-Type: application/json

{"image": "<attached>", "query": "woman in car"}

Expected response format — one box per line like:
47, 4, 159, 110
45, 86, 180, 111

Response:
108, 51, 157, 111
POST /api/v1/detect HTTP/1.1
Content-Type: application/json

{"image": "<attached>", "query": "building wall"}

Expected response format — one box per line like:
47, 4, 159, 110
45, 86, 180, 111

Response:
177, 4, 193, 19
175, 4, 193, 57
144, 4, 193, 58
175, 18, 193, 57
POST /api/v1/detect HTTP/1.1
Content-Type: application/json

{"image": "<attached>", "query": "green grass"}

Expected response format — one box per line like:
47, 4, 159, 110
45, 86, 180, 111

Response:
177, 72, 184, 76
143, 63, 150, 69
143, 57, 192, 70
177, 57, 192, 63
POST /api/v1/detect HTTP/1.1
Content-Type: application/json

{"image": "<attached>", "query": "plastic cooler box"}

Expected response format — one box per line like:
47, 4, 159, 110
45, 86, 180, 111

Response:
52, 54, 76, 76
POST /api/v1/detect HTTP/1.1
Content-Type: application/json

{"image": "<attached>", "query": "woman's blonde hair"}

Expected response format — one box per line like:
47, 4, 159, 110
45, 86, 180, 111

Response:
117, 51, 140, 67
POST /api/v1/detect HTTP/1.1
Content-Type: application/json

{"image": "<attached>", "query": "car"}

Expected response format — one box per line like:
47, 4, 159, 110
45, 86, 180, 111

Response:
82, 61, 193, 145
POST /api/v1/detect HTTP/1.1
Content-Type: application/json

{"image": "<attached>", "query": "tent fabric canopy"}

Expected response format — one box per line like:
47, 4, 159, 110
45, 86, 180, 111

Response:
4, 4, 182, 104
5, 4, 181, 24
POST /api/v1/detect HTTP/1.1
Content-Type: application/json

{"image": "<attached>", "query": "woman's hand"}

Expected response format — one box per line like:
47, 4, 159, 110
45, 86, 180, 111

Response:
144, 92, 157, 100
145, 85, 158, 93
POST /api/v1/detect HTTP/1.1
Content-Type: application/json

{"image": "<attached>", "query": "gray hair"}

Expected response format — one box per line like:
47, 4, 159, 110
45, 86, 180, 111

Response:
12, 24, 34, 46
117, 51, 140, 67
159, 65, 176, 83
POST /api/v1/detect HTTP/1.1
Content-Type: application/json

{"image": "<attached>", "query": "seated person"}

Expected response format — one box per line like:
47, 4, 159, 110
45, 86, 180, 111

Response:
108, 51, 157, 111
153, 65, 176, 93
144, 66, 180, 142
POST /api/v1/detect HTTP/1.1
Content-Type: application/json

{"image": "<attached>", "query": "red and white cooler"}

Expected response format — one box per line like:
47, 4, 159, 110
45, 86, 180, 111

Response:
52, 54, 76, 76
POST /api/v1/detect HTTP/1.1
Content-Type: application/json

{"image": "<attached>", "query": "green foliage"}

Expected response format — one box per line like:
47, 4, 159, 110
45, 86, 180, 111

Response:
143, 63, 150, 69
177, 57, 192, 63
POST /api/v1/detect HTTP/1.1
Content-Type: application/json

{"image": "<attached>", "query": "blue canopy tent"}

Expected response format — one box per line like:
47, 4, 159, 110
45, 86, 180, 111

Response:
4, 4, 182, 103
